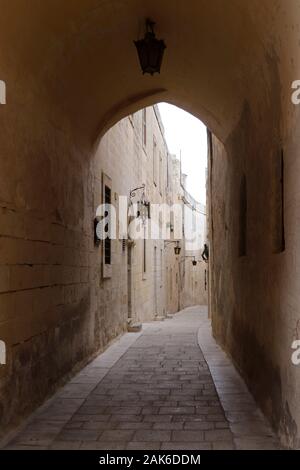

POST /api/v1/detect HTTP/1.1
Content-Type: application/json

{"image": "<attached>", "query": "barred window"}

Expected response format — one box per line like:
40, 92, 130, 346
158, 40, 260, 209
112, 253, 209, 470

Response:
102, 173, 112, 278
104, 185, 111, 265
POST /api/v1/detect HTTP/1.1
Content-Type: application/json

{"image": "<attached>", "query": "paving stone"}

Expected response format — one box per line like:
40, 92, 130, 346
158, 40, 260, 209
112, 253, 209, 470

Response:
141, 407, 160, 415
71, 414, 111, 422
81, 441, 127, 450
4, 445, 48, 450
143, 415, 173, 423
116, 422, 154, 430
204, 429, 233, 441
127, 442, 161, 450
83, 421, 117, 430
234, 437, 279, 450
230, 421, 275, 437
9, 435, 55, 447
212, 441, 236, 450
50, 441, 81, 450
3, 307, 280, 451
57, 429, 100, 441
64, 422, 84, 430
172, 430, 205, 442
132, 430, 171, 442
173, 415, 206, 422
110, 407, 142, 415
184, 422, 215, 431
152, 422, 184, 430
98, 430, 134, 442
215, 422, 230, 429
110, 415, 143, 423
161, 442, 211, 450
159, 407, 195, 415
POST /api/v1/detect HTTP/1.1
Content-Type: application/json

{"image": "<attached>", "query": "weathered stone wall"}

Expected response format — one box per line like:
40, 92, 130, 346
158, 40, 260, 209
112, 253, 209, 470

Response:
208, 98, 300, 448
0, 0, 298, 448
181, 258, 208, 309
0, 101, 206, 436
93, 106, 207, 325
0, 94, 97, 435
93, 105, 174, 325
180, 191, 208, 309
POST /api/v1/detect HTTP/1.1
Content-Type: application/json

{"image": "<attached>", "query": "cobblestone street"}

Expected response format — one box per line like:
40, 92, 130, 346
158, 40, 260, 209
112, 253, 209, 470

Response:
2, 307, 280, 450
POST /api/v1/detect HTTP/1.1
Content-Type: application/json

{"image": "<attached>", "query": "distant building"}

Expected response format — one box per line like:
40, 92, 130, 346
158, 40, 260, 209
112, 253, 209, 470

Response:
93, 105, 207, 329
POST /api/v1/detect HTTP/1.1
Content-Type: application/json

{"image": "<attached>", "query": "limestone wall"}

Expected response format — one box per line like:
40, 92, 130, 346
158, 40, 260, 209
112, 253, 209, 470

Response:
93, 106, 207, 324
93, 106, 170, 324
1, 0, 296, 446
0, 94, 96, 435
208, 102, 300, 448
0, 101, 207, 436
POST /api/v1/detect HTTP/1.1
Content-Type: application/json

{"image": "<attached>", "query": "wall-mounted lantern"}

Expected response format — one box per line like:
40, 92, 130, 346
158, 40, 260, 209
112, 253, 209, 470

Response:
134, 19, 166, 75
185, 255, 198, 266
164, 240, 181, 255
174, 242, 181, 256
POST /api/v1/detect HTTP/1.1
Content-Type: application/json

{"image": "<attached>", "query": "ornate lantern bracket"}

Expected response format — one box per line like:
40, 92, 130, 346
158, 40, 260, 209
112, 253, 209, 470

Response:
129, 184, 150, 223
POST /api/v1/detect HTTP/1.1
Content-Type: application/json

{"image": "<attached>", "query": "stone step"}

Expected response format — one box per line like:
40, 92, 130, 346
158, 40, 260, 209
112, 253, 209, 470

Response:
127, 322, 142, 333
154, 315, 165, 322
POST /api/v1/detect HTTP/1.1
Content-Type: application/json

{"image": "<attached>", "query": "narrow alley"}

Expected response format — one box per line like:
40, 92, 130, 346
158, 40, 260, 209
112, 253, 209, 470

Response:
2, 307, 279, 451
2, 2, 300, 453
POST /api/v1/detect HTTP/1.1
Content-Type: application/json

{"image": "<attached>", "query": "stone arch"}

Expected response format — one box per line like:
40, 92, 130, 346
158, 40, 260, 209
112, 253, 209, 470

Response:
0, 0, 300, 447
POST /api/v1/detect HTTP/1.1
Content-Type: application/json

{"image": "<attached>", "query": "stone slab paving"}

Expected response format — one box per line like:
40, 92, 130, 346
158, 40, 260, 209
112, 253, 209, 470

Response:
2, 306, 280, 450
197, 310, 281, 450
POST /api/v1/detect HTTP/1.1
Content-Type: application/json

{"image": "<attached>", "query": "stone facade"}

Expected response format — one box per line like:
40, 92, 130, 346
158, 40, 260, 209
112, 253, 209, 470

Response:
207, 124, 300, 448
180, 187, 208, 309
2, 0, 299, 447
93, 105, 207, 326
0, 103, 207, 437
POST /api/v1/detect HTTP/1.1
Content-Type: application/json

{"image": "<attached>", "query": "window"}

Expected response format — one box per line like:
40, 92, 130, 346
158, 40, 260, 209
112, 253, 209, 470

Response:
239, 174, 247, 257
153, 136, 157, 186
102, 173, 112, 278
142, 108, 147, 147
143, 225, 147, 276
272, 149, 285, 253
104, 185, 111, 264
159, 152, 163, 195
143, 238, 147, 274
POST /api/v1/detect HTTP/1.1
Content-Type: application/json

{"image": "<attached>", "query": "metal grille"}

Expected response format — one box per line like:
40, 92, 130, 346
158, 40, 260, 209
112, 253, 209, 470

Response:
104, 185, 111, 265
